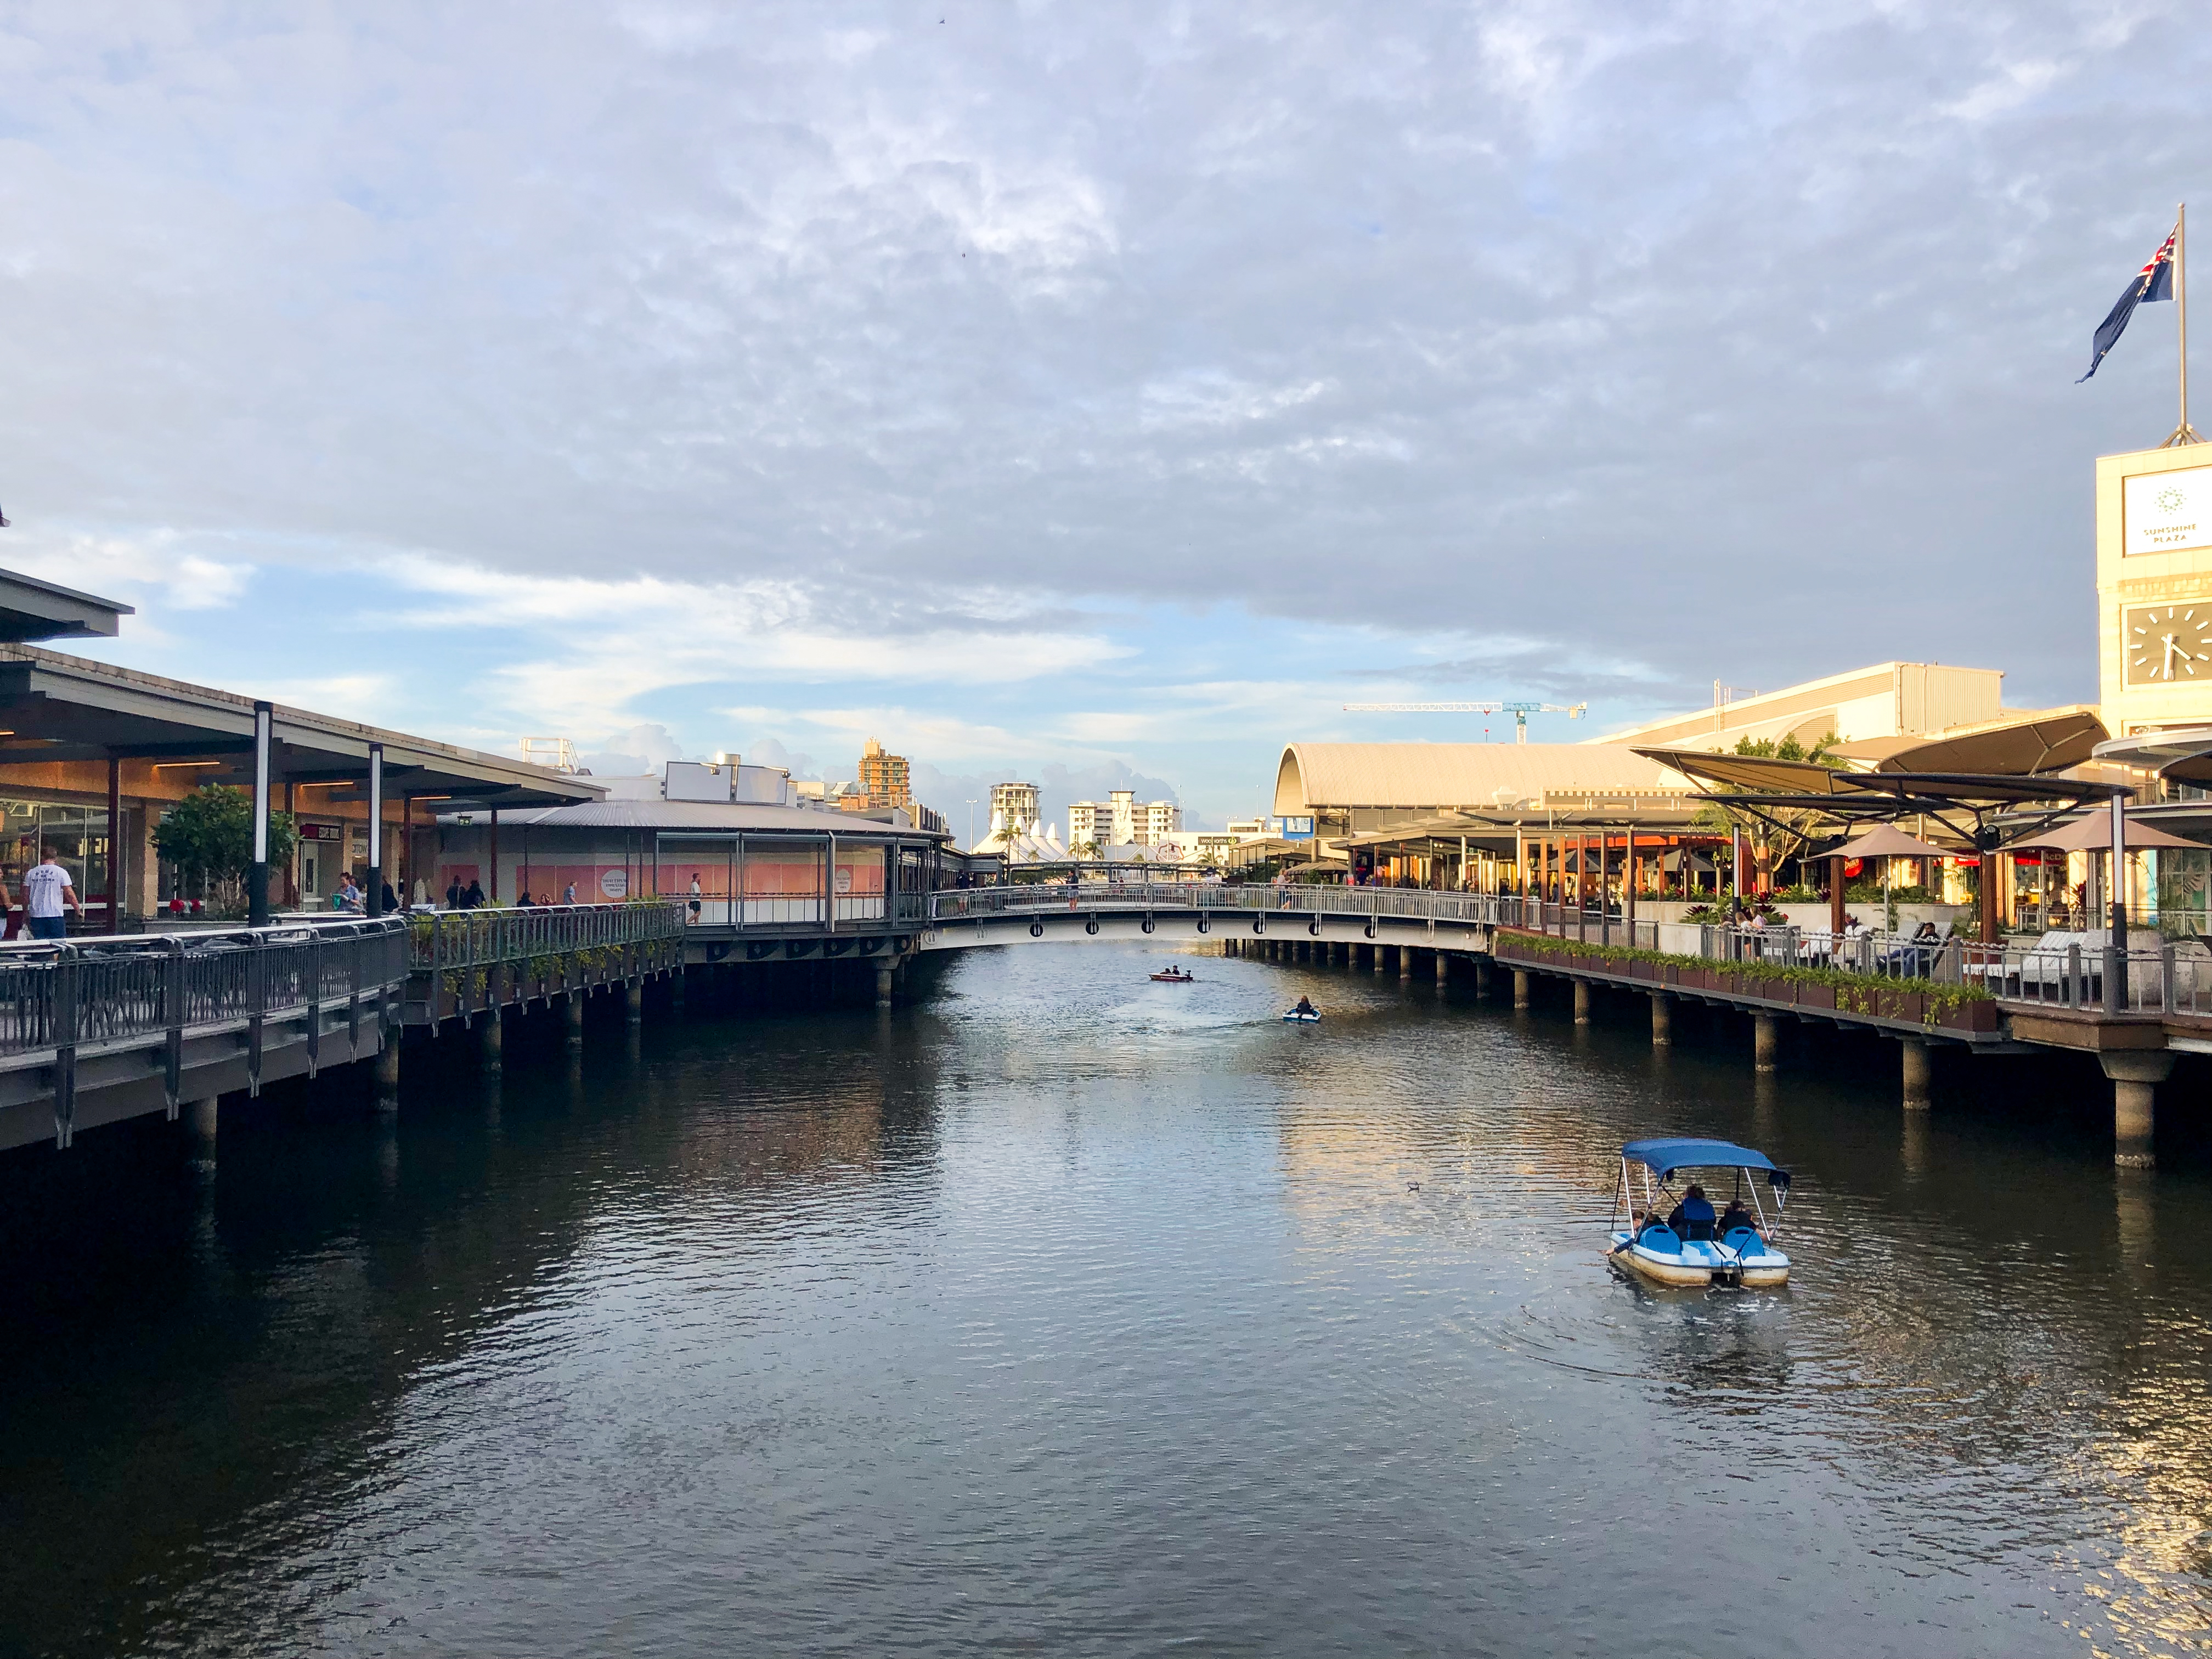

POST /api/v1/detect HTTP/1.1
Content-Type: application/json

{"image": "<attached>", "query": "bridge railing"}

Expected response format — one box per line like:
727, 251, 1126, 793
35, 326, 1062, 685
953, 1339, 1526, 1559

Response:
408, 901, 686, 973
0, 916, 411, 1062
929, 883, 1530, 926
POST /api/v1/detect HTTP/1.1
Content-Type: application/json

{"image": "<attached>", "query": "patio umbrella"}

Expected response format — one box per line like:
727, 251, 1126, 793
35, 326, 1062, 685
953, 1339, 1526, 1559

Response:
1815, 824, 1952, 861
1997, 814, 2202, 854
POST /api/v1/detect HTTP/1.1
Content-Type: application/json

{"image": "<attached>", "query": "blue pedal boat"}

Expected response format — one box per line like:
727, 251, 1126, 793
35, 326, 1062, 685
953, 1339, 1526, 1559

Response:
1607, 1138, 1793, 1289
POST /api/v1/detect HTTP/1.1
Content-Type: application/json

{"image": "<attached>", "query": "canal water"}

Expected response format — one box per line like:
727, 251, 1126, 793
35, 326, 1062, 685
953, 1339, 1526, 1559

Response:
3, 942, 2209, 1657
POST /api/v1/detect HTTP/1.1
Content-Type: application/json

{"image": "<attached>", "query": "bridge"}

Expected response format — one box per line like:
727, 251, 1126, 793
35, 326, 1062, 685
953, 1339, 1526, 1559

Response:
4, 882, 2202, 1166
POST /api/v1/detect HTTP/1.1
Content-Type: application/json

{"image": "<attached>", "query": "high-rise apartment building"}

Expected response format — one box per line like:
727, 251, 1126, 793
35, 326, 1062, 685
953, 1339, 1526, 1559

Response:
1066, 789, 1182, 850
853, 737, 912, 811
988, 781, 1041, 839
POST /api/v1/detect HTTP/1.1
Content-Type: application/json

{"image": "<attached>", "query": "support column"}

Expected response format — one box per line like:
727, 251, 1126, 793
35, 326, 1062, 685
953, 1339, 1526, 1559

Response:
626, 980, 645, 1025
1398, 945, 1413, 980
1650, 991, 1671, 1046
375, 1035, 400, 1106
1572, 980, 1592, 1024
1900, 1037, 1932, 1110
1474, 957, 1493, 998
248, 699, 273, 926
1753, 1012, 1779, 1073
366, 742, 385, 917
1371, 943, 1384, 973
876, 965, 895, 1008
478, 1012, 503, 1073
565, 991, 586, 1050
2101, 1051, 2175, 1167
1512, 968, 1531, 1009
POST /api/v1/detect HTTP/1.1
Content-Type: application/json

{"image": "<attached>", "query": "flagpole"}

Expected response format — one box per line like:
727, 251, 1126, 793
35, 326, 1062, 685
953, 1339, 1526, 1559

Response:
2168, 200, 2202, 447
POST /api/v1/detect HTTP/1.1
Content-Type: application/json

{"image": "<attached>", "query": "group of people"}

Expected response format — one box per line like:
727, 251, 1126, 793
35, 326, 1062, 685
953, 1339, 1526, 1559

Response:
1641, 1184, 1758, 1244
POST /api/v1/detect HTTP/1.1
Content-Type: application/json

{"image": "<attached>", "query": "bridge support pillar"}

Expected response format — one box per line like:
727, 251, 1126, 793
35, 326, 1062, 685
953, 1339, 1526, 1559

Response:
189, 1094, 219, 1149
1474, 957, 1492, 998
375, 1035, 400, 1106
627, 981, 645, 1025
566, 992, 585, 1050
1753, 1012, 1780, 1073
1900, 1037, 1932, 1110
1368, 944, 1382, 973
876, 965, 894, 1008
1513, 969, 1531, 1009
477, 1011, 503, 1074
1436, 951, 1451, 980
671, 968, 686, 1014
1398, 946, 1412, 980
1649, 991, 1671, 1046
2101, 1051, 2174, 1167
1572, 980, 1592, 1024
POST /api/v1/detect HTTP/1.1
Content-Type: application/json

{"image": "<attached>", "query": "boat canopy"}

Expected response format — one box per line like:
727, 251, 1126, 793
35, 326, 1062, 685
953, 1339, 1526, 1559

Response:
1622, 1138, 1783, 1179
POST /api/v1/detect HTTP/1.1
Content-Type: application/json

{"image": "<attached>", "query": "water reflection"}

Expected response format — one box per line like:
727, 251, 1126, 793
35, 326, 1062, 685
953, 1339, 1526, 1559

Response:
0, 940, 2207, 1657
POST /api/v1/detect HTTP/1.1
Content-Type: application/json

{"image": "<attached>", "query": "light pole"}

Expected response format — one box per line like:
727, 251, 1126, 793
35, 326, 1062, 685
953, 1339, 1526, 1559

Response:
965, 800, 977, 851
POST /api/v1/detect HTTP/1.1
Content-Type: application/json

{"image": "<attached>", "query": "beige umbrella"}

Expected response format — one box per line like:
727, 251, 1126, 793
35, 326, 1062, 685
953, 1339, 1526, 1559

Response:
1818, 823, 1953, 861
1998, 814, 2202, 854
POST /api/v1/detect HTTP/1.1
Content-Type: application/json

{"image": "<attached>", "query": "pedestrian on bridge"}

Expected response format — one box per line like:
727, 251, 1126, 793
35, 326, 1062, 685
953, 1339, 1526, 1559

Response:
23, 851, 80, 941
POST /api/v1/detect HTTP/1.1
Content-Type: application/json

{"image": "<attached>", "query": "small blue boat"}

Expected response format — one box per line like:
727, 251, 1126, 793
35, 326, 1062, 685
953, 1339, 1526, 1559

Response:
1606, 1138, 1793, 1289
1282, 1007, 1321, 1023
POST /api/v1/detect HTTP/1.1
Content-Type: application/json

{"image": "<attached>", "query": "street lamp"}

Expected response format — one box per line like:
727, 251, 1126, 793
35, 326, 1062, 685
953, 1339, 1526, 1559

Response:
965, 799, 977, 851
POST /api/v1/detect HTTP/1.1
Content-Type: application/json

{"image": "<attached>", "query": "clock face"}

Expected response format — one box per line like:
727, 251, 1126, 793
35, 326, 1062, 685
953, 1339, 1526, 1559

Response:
2124, 603, 2212, 685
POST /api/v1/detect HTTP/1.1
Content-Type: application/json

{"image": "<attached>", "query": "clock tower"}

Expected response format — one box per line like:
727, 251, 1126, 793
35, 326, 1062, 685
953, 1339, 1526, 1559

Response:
2097, 443, 2212, 735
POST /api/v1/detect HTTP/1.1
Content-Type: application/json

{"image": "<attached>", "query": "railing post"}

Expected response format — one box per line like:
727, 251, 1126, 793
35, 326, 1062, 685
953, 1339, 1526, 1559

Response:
52, 945, 78, 1149
163, 936, 185, 1119
2105, 938, 2127, 1014
305, 925, 323, 1077
2162, 941, 2177, 1015
246, 929, 266, 1097
2066, 942, 2081, 1008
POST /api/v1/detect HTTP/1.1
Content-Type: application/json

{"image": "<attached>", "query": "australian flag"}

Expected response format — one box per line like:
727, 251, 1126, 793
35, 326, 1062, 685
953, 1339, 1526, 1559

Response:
2079, 227, 2177, 381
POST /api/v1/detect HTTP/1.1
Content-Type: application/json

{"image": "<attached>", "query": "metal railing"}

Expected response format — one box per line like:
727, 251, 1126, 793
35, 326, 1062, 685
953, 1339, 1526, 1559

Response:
0, 916, 411, 1147
407, 901, 686, 973
929, 882, 1516, 925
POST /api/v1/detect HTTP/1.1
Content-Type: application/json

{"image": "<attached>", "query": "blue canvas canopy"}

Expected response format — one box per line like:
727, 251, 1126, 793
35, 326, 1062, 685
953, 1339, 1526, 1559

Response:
1622, 1138, 1783, 1180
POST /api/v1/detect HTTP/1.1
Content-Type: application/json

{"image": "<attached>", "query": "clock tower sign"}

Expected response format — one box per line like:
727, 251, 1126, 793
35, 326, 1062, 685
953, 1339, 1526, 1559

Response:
2097, 446, 2212, 734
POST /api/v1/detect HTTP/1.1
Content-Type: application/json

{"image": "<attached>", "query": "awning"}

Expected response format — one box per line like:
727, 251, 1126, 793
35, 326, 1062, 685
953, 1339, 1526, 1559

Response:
1621, 1138, 1782, 1178
1997, 813, 2204, 854
2094, 726, 2212, 787
1632, 747, 1856, 795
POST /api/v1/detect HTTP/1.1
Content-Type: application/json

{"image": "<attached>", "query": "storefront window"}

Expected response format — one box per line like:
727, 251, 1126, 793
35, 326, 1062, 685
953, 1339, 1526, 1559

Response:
0, 799, 109, 901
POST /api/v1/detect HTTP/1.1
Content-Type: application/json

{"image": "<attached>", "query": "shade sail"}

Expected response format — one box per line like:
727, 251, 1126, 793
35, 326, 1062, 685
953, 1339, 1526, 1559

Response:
1825, 708, 2110, 776
1814, 823, 1952, 861
1997, 813, 2203, 854
1621, 1138, 1780, 1177
2094, 726, 2212, 787
1631, 747, 1856, 794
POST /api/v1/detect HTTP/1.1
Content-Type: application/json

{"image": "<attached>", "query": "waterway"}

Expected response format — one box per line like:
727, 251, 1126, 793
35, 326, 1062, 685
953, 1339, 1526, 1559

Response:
3, 942, 2210, 1656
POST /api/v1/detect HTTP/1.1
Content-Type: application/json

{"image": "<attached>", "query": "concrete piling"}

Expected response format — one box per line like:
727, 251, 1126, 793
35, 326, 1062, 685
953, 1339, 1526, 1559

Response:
1398, 946, 1413, 980
1572, 980, 1592, 1024
375, 1037, 400, 1107
1513, 969, 1531, 1009
1900, 1038, 1931, 1110
565, 992, 585, 1051
1649, 991, 1671, 1046
626, 981, 644, 1025
2101, 1051, 2174, 1167
1753, 1012, 1779, 1073
876, 966, 894, 1008
477, 1011, 503, 1074
1474, 957, 1492, 998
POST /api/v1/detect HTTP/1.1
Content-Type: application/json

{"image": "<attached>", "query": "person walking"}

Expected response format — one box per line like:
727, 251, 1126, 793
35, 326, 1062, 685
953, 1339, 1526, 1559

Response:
562, 881, 577, 906
463, 878, 485, 910
22, 851, 80, 940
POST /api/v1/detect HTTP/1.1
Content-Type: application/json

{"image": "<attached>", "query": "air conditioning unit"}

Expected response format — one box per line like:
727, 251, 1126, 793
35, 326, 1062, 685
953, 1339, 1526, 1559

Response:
664, 761, 735, 803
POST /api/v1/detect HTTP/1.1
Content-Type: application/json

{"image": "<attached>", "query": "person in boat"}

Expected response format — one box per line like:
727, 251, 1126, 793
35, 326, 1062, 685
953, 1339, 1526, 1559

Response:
1293, 995, 1316, 1016
1718, 1198, 1754, 1237
1666, 1184, 1717, 1241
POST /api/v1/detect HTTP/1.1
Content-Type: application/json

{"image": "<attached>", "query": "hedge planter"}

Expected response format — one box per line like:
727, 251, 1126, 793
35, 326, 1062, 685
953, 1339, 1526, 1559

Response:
1493, 928, 1994, 1032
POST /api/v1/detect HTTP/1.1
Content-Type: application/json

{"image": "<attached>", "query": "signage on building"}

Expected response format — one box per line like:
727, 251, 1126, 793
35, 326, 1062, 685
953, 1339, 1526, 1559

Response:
2125, 464, 2212, 555
600, 868, 629, 899
1277, 816, 1316, 840
299, 822, 345, 842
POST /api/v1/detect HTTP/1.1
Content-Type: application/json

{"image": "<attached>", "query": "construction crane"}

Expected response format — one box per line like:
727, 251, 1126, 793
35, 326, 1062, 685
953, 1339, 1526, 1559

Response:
1341, 701, 1587, 744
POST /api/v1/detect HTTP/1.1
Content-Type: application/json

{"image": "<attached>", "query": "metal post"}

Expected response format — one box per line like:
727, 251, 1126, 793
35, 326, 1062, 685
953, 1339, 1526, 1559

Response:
249, 700, 273, 926
1830, 854, 1846, 940
1624, 834, 1637, 946
488, 806, 499, 905
2109, 790, 2129, 1012
366, 742, 385, 917
1598, 832, 1610, 946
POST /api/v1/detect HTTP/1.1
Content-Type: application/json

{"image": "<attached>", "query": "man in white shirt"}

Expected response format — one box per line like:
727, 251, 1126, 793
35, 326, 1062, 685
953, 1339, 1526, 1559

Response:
23, 853, 80, 940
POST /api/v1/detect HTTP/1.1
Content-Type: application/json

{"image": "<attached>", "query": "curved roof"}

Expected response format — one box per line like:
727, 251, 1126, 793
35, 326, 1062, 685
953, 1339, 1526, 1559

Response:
1622, 1138, 1781, 1177
1274, 743, 1689, 815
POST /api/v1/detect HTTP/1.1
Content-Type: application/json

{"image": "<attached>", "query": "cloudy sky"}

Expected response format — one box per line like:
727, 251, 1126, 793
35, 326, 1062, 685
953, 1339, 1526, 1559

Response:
4, 2, 2206, 830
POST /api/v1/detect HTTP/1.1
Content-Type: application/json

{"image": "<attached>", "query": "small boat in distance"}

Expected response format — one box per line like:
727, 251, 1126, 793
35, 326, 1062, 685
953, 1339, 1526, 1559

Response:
1282, 998, 1321, 1023
1150, 967, 1195, 983
1606, 1138, 1792, 1289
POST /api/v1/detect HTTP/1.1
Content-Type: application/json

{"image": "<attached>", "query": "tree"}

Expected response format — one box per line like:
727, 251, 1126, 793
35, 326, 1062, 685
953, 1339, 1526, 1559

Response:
1690, 732, 1842, 895
154, 785, 297, 904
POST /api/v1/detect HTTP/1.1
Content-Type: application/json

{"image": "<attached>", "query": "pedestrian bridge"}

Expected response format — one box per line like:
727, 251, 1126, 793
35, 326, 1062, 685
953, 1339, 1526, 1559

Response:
919, 883, 1508, 949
